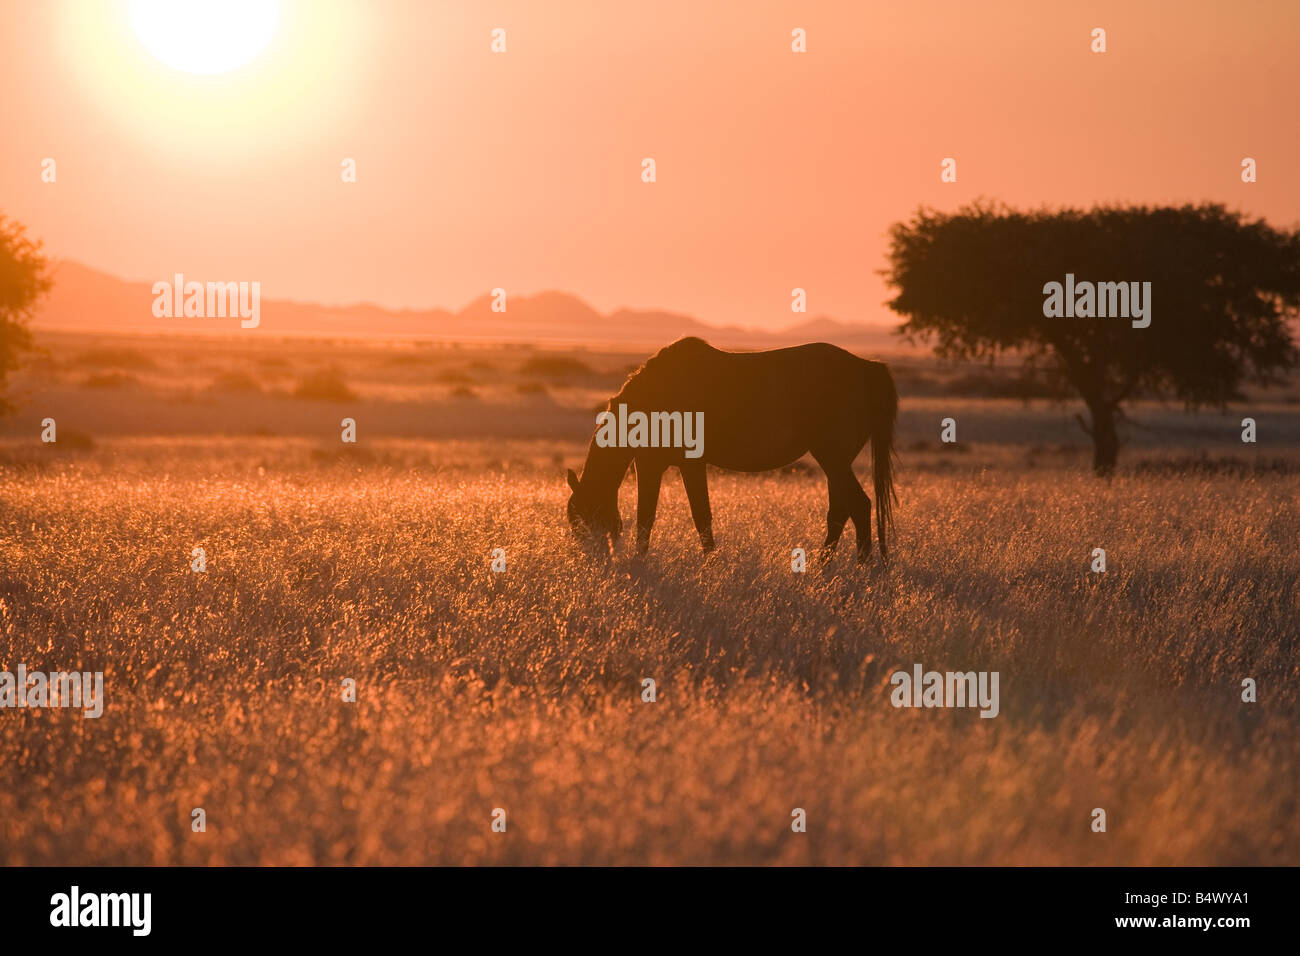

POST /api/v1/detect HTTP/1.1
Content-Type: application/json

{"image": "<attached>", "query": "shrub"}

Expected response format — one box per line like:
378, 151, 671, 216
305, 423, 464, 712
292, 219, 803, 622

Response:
82, 371, 138, 389
518, 355, 593, 379
292, 369, 358, 402
207, 371, 264, 394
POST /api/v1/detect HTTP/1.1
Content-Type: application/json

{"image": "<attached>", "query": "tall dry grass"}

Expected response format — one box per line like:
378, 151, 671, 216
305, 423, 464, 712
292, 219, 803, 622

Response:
0, 442, 1296, 864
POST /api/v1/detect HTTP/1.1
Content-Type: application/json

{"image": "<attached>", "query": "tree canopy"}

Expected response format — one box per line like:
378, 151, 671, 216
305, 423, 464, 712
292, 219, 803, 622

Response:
884, 202, 1300, 473
0, 215, 51, 415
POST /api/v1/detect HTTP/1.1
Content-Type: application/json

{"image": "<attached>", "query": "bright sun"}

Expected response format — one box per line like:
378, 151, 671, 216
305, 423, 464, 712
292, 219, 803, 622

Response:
129, 0, 279, 75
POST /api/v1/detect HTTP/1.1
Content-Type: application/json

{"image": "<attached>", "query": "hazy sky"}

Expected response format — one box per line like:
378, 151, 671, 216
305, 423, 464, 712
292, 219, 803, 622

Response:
2, 0, 1298, 328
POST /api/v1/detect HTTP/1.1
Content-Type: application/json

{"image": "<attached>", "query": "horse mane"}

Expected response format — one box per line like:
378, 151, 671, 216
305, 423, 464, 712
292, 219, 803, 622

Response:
608, 336, 713, 408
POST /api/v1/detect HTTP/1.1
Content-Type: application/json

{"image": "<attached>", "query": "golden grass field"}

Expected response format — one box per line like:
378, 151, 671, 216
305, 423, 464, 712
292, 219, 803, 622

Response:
1, 333, 1297, 864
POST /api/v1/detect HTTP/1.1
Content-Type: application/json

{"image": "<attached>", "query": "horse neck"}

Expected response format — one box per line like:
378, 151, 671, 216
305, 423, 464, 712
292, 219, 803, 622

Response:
581, 439, 633, 495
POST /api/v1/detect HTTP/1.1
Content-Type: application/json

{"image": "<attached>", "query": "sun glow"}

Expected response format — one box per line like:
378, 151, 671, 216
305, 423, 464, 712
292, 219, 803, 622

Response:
60, 0, 367, 161
129, 0, 279, 75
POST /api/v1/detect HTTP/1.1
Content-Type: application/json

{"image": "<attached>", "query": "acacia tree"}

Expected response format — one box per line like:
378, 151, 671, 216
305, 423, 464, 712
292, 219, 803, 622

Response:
0, 215, 51, 415
884, 202, 1300, 473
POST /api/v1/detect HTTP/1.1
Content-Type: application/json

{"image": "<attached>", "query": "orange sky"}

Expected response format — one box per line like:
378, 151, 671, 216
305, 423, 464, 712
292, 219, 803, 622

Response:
2, 0, 1298, 329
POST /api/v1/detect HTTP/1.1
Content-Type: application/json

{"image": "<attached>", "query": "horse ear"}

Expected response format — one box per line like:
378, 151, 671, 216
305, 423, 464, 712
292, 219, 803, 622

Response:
566, 468, 581, 493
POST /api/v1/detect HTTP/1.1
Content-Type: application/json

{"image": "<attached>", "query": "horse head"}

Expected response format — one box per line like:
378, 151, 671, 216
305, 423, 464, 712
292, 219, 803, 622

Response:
566, 468, 622, 555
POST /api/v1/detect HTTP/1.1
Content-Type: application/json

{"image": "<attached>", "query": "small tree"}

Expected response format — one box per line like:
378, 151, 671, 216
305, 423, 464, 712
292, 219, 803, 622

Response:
884, 202, 1300, 473
0, 215, 51, 415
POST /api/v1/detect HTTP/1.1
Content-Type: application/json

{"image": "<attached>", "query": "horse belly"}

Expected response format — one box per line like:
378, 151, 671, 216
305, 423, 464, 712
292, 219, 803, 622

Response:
708, 447, 807, 472
703, 416, 808, 472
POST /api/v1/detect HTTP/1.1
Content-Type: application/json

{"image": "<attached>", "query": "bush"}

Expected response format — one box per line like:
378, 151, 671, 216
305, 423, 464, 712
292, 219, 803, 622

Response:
48, 426, 95, 451
207, 371, 264, 394
74, 347, 156, 369
292, 369, 358, 402
82, 371, 138, 389
518, 355, 593, 379
434, 369, 476, 385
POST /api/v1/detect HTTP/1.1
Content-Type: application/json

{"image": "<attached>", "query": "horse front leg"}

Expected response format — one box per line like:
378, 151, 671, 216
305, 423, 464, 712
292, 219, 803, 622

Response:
680, 461, 714, 552
635, 460, 665, 555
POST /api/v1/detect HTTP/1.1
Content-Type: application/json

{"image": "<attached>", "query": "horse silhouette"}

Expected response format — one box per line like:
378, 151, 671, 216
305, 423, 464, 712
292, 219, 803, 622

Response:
566, 337, 898, 562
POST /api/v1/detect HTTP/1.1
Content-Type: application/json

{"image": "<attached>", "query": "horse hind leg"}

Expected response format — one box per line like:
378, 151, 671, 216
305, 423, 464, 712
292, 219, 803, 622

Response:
815, 452, 872, 563
846, 476, 873, 564
680, 461, 715, 552
822, 505, 849, 559
819, 474, 850, 559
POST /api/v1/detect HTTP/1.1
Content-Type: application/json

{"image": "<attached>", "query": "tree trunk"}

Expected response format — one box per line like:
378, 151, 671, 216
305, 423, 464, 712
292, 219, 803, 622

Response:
1086, 400, 1119, 476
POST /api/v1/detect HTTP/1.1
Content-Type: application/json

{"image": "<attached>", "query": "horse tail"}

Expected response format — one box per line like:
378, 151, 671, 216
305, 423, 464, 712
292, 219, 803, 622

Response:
865, 360, 898, 561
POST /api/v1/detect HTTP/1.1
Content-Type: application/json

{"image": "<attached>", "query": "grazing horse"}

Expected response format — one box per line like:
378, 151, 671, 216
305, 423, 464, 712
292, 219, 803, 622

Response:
565, 337, 898, 562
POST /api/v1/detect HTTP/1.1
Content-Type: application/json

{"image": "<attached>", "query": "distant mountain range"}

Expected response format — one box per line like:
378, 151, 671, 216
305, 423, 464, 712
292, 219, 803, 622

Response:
31, 260, 905, 351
